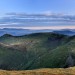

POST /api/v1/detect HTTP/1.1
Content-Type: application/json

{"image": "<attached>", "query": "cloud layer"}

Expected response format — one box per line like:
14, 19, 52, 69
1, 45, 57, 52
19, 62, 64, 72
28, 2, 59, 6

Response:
0, 12, 75, 29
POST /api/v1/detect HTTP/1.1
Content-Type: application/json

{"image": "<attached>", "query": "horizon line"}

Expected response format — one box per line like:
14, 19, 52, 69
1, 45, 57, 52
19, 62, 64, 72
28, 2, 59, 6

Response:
0, 26, 75, 30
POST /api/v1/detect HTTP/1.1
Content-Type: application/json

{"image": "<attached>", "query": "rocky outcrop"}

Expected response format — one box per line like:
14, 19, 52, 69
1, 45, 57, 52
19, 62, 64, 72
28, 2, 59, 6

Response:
64, 55, 74, 68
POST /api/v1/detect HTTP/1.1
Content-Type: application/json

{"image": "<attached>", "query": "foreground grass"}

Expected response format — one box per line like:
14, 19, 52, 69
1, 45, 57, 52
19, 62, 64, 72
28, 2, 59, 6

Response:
0, 67, 75, 75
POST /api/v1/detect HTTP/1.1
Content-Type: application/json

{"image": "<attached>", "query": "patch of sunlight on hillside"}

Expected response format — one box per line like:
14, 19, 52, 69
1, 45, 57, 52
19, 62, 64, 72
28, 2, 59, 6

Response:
0, 67, 75, 75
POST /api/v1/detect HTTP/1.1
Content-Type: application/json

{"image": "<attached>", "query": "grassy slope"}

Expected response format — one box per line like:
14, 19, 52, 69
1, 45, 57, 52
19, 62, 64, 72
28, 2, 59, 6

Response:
0, 44, 29, 70
0, 33, 74, 70
28, 36, 75, 69
0, 67, 75, 75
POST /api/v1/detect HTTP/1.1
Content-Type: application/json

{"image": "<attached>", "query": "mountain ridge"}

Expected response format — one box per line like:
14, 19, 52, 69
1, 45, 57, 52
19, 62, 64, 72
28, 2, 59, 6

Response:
0, 32, 74, 70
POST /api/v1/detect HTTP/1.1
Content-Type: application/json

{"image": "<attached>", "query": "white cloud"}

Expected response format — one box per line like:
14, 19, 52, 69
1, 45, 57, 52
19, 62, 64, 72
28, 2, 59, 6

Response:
0, 12, 75, 30
0, 23, 20, 26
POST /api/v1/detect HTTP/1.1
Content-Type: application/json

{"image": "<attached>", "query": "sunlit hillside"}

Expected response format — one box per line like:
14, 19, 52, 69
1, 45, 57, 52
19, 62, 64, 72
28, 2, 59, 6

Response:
0, 67, 75, 75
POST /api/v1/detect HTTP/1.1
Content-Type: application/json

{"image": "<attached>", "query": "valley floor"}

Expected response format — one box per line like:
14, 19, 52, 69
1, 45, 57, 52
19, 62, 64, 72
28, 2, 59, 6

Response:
0, 67, 75, 75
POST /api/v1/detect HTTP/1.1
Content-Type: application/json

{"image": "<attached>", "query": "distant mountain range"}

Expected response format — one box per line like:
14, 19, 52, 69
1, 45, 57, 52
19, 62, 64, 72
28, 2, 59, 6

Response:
0, 28, 52, 36
53, 29, 75, 36
0, 28, 75, 36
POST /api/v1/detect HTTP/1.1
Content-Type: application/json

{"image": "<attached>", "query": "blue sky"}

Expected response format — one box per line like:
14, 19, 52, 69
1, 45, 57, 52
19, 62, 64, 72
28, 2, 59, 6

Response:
0, 0, 75, 29
0, 0, 75, 15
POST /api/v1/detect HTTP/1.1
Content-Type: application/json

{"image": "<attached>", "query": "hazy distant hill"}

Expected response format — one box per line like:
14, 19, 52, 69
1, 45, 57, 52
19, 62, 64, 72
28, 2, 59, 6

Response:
0, 28, 53, 36
53, 29, 75, 36
0, 32, 75, 70
0, 28, 75, 36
